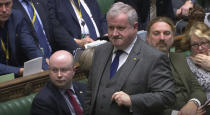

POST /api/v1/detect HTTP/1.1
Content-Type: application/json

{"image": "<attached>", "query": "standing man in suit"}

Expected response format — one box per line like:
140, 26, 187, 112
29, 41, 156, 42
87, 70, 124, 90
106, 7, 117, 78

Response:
13, 0, 78, 55
146, 17, 206, 115
114, 0, 175, 30
31, 50, 87, 115
0, 0, 48, 77
85, 2, 175, 115
12, 0, 52, 59
48, 0, 107, 50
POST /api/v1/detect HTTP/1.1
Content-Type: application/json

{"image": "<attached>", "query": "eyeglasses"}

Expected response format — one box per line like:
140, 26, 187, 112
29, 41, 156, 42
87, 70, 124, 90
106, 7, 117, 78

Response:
191, 41, 209, 49
50, 67, 73, 74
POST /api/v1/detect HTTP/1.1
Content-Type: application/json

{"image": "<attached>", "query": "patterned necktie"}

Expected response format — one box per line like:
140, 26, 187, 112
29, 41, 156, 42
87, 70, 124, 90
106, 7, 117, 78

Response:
24, 0, 52, 58
73, 0, 97, 40
110, 50, 124, 79
66, 89, 83, 115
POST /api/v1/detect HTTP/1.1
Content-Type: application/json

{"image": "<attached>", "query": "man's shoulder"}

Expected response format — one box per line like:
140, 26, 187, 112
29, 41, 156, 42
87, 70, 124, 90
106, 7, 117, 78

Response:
34, 82, 58, 101
140, 39, 166, 57
73, 81, 87, 91
11, 9, 24, 20
9, 9, 24, 25
94, 42, 112, 53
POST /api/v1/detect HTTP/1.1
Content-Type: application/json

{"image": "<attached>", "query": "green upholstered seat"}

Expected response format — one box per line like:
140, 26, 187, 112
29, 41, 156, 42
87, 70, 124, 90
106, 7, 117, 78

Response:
0, 93, 37, 115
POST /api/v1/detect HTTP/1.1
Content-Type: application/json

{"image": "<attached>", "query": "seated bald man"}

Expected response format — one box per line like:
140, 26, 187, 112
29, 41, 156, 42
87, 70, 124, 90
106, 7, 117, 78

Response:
31, 50, 87, 115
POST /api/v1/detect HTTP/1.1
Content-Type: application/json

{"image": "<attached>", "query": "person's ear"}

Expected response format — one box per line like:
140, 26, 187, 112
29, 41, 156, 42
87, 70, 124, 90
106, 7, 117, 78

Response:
134, 22, 138, 30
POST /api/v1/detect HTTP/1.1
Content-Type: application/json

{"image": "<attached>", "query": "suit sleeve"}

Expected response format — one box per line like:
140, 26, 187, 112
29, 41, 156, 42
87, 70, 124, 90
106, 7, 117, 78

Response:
18, 17, 48, 70
31, 95, 58, 115
130, 54, 176, 114
0, 64, 19, 76
189, 73, 206, 104
47, 0, 79, 54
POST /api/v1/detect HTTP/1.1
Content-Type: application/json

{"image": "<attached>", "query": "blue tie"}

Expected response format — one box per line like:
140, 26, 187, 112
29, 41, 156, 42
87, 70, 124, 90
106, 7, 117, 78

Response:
25, 0, 52, 58
110, 50, 123, 79
74, 0, 97, 40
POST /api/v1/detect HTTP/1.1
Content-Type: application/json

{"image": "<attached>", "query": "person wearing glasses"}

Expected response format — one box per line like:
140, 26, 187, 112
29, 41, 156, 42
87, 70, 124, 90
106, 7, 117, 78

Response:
31, 50, 87, 115
146, 17, 206, 115
0, 0, 48, 77
186, 22, 210, 105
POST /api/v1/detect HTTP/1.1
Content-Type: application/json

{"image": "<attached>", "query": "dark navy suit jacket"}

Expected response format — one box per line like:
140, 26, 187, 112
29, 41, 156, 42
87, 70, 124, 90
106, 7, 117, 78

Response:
48, 0, 107, 52
13, 0, 78, 54
0, 9, 48, 76
31, 81, 87, 115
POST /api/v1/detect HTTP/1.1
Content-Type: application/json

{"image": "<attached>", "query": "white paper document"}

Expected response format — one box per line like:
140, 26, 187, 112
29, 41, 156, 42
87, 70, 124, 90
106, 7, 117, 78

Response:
84, 40, 107, 49
23, 57, 43, 77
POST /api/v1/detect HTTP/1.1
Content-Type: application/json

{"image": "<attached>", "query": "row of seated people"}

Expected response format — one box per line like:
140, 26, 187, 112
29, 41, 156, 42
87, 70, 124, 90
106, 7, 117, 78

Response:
0, 0, 107, 77
30, 2, 210, 115
0, 0, 209, 77
0, 1, 209, 115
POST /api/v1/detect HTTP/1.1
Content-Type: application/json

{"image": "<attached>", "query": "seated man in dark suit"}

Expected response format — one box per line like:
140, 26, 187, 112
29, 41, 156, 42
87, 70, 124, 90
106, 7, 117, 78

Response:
146, 17, 206, 115
48, 0, 108, 50
31, 50, 87, 115
0, 0, 48, 77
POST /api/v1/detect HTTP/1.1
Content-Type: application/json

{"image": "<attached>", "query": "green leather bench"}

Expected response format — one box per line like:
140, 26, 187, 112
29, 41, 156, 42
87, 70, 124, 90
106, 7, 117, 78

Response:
0, 93, 36, 115
0, 1, 113, 115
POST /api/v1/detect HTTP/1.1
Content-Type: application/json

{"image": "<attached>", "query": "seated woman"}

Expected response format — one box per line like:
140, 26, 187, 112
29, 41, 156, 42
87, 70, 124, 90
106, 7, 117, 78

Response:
186, 22, 210, 115
186, 21, 210, 101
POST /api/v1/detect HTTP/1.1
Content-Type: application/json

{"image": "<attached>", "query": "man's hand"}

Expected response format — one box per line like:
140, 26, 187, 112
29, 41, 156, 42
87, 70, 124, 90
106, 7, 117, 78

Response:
178, 101, 198, 115
46, 58, 49, 65
111, 91, 131, 107
176, 0, 193, 16
74, 35, 94, 48
191, 54, 210, 71
19, 68, 24, 76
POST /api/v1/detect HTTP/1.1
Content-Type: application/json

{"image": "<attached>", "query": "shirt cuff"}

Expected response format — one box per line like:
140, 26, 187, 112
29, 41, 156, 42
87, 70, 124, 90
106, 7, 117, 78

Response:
189, 98, 201, 107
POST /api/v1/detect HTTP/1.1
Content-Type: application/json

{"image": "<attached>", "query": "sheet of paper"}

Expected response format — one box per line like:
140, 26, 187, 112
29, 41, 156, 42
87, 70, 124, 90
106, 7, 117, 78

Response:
84, 40, 107, 49
23, 57, 43, 77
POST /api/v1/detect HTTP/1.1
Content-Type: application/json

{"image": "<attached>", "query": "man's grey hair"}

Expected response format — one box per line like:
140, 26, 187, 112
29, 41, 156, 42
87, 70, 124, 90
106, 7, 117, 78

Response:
106, 2, 138, 26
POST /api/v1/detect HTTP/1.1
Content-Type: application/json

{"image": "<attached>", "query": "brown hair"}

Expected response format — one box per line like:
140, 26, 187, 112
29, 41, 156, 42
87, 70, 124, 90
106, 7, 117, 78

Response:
146, 17, 175, 35
78, 48, 95, 75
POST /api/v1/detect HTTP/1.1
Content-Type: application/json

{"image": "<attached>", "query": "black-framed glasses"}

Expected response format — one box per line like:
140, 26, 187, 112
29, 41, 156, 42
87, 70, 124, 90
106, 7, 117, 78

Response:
191, 41, 210, 49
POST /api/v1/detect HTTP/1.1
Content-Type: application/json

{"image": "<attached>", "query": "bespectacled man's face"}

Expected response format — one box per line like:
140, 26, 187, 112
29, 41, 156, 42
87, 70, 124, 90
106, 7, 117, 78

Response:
0, 0, 12, 23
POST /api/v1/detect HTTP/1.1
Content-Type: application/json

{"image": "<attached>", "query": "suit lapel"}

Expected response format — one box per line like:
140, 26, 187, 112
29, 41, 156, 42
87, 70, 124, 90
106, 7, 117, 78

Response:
13, 0, 33, 27
116, 37, 142, 91
63, 0, 80, 26
91, 43, 113, 109
32, 0, 45, 25
169, 53, 190, 92
48, 82, 72, 115
73, 82, 85, 108
7, 16, 17, 65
